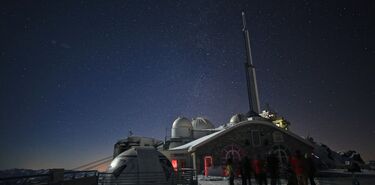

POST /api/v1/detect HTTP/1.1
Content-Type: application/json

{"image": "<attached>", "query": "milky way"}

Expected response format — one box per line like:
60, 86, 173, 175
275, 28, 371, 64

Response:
0, 0, 374, 169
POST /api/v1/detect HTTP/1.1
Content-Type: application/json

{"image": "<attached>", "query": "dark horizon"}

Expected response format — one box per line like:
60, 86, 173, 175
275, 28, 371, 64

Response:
0, 0, 374, 170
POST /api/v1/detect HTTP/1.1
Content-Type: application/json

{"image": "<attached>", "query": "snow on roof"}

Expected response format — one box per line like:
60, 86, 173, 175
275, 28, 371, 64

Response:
170, 128, 226, 151
169, 119, 313, 152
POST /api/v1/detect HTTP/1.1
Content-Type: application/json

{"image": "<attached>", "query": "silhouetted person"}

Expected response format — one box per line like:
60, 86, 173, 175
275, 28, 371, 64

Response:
267, 153, 279, 185
286, 161, 297, 185
304, 153, 316, 185
253, 154, 267, 185
240, 160, 246, 185
290, 150, 307, 185
241, 156, 252, 185
227, 158, 235, 185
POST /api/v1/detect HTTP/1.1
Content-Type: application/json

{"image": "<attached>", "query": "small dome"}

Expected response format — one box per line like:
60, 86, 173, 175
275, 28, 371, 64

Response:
107, 147, 170, 175
171, 117, 192, 138
229, 113, 247, 124
192, 117, 214, 129
172, 117, 192, 129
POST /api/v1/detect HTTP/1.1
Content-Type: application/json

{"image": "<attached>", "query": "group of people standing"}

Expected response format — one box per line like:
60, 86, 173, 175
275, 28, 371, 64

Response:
225, 150, 316, 185
288, 150, 316, 185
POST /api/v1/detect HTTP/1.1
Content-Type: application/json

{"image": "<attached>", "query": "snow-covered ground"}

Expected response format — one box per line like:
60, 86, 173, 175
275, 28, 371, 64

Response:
318, 169, 375, 176
198, 176, 375, 185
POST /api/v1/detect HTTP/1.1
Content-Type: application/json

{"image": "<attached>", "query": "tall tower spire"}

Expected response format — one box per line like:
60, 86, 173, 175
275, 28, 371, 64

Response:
242, 11, 261, 116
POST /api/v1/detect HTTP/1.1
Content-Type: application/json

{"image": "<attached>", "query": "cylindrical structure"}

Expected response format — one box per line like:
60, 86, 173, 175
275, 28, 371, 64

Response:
171, 117, 192, 138
192, 117, 214, 139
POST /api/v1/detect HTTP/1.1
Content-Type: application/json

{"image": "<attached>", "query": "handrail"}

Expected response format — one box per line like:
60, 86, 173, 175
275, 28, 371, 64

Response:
0, 170, 98, 184
97, 169, 198, 185
0, 169, 198, 185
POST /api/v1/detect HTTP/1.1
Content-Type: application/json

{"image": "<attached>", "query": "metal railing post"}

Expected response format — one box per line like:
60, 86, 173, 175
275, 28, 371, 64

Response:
137, 170, 139, 185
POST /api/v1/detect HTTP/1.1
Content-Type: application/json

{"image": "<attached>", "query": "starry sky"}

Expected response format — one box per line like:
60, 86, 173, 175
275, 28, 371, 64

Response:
0, 0, 374, 170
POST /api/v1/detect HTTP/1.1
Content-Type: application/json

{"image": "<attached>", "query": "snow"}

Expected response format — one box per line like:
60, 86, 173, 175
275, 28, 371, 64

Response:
169, 129, 226, 151
319, 169, 375, 176
197, 175, 375, 185
170, 119, 312, 152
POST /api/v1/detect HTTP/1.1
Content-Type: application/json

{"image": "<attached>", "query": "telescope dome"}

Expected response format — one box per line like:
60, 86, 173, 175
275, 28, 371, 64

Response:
192, 117, 214, 130
171, 117, 192, 138
229, 113, 247, 124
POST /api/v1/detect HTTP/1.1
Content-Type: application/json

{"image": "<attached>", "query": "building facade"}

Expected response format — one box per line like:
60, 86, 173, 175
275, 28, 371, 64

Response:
162, 117, 313, 176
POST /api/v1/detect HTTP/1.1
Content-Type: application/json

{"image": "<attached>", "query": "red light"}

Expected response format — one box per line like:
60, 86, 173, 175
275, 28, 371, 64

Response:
204, 156, 213, 176
171, 159, 178, 171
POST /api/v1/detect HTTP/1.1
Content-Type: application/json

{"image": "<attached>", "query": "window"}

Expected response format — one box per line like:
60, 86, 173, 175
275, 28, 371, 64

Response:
204, 156, 213, 176
251, 130, 261, 147
171, 159, 178, 171
271, 145, 289, 168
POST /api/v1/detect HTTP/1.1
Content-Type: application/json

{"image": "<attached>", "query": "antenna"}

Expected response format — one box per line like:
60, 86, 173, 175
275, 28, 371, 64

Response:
164, 127, 168, 143
242, 11, 261, 116
242, 12, 247, 31
128, 130, 133, 137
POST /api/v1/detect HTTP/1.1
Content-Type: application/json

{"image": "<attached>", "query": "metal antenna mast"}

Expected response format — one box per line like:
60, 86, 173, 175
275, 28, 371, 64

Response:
242, 11, 261, 116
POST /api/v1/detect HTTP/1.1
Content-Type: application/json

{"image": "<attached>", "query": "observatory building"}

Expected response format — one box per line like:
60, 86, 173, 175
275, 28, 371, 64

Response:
103, 12, 314, 178
168, 117, 216, 149
159, 12, 314, 176
161, 115, 313, 176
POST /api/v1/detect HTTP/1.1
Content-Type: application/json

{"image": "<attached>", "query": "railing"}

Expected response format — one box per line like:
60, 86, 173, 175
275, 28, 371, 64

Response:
98, 169, 197, 185
0, 173, 49, 185
98, 172, 170, 185
0, 170, 97, 185
0, 169, 197, 185
63, 170, 98, 180
174, 169, 197, 185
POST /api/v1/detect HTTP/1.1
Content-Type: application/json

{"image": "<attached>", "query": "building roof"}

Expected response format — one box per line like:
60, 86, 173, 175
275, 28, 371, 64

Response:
169, 118, 313, 152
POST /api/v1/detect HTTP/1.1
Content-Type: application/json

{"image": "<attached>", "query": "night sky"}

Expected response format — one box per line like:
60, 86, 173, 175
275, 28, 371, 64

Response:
0, 0, 374, 170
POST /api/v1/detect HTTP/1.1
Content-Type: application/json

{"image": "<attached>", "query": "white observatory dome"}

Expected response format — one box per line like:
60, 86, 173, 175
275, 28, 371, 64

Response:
229, 113, 247, 124
192, 117, 214, 130
171, 117, 192, 138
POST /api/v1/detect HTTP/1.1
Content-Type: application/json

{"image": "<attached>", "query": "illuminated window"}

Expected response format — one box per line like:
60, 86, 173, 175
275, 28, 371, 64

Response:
171, 159, 178, 171
204, 156, 213, 176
